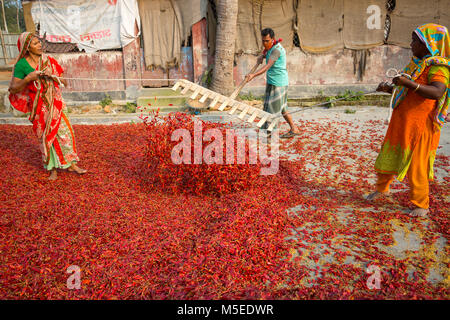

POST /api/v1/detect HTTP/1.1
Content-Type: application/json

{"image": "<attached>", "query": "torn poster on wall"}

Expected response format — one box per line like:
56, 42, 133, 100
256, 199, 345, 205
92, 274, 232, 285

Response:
28, 0, 140, 53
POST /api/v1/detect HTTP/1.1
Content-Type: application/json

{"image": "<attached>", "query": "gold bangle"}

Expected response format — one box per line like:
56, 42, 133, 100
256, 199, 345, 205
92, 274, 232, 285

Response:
414, 83, 420, 92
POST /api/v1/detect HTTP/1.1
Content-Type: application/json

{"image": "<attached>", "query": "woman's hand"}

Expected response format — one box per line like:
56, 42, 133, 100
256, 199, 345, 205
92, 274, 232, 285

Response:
376, 81, 393, 93
392, 76, 409, 87
43, 68, 53, 77
25, 71, 40, 82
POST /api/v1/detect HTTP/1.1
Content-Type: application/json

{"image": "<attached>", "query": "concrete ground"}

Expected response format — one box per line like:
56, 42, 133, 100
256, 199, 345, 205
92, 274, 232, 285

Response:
277, 106, 449, 288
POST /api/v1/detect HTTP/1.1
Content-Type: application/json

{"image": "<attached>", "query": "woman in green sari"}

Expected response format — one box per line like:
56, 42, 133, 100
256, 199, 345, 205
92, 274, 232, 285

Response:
9, 32, 87, 181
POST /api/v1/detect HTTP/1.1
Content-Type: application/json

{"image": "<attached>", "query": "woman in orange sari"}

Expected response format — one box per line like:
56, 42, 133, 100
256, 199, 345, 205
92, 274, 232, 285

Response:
9, 32, 86, 181
367, 24, 449, 217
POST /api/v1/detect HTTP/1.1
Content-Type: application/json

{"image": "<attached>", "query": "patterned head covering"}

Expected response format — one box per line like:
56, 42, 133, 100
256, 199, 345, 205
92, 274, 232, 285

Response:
15, 32, 35, 64
10, 32, 36, 84
392, 23, 450, 129
415, 24, 449, 59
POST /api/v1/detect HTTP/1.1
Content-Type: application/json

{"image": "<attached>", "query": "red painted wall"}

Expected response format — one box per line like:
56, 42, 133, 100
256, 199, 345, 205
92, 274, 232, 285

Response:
192, 18, 208, 83
51, 18, 207, 92
53, 51, 125, 92
53, 46, 194, 91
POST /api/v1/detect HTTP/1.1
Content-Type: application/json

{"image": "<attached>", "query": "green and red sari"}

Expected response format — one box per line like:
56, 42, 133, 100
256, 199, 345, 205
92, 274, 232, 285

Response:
9, 32, 79, 171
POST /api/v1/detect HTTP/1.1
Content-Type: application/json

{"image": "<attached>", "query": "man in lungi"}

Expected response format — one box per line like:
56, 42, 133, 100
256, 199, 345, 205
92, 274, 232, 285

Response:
245, 28, 300, 138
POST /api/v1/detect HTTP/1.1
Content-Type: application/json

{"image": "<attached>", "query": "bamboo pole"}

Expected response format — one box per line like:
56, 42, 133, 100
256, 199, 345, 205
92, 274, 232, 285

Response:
1, 0, 8, 33
0, 28, 8, 65
16, 1, 20, 32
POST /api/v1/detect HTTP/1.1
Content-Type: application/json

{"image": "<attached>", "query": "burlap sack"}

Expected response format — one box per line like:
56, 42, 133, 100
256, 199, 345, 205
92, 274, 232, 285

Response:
388, 0, 439, 48
261, 0, 296, 51
297, 0, 344, 53
438, 0, 450, 31
343, 0, 386, 50
235, 0, 261, 54
236, 0, 295, 54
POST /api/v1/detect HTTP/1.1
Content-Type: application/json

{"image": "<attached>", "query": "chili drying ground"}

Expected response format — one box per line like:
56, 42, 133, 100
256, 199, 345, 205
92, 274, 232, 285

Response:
0, 108, 448, 299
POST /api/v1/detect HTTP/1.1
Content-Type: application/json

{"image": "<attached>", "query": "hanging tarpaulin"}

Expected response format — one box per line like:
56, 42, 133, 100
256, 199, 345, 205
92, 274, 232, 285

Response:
235, 0, 295, 55
343, 0, 386, 50
388, 0, 439, 48
235, 0, 261, 55
29, 0, 141, 53
118, 0, 141, 47
440, 1, 450, 30
138, 0, 182, 70
261, 0, 296, 51
297, 0, 344, 53
173, 0, 208, 45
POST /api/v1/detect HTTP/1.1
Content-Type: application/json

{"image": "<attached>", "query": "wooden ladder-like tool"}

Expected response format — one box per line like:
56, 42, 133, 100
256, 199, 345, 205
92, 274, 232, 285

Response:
171, 62, 279, 131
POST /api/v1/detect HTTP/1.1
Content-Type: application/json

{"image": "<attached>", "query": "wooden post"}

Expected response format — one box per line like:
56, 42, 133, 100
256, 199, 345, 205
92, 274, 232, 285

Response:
0, 29, 8, 65
1, 0, 8, 33
16, 1, 20, 32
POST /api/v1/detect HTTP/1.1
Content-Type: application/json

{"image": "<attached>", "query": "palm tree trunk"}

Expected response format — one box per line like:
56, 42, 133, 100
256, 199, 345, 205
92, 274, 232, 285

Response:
210, 0, 238, 96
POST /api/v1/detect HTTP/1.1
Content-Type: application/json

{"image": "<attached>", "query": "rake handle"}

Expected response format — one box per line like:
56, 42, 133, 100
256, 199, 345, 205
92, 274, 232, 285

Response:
229, 60, 262, 100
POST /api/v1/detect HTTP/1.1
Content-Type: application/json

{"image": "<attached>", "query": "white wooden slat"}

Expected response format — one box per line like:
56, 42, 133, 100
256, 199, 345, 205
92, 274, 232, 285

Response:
238, 104, 251, 119
256, 114, 270, 128
228, 102, 241, 115
208, 93, 221, 108
247, 108, 260, 123
266, 118, 278, 131
172, 81, 182, 91
199, 91, 210, 103
218, 98, 232, 111
180, 83, 192, 94
190, 86, 202, 99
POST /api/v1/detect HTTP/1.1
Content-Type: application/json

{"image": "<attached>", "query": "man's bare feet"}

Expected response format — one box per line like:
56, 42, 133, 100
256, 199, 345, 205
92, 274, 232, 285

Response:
409, 207, 429, 217
282, 113, 300, 134
366, 191, 390, 201
48, 169, 57, 181
68, 163, 87, 175
280, 130, 300, 139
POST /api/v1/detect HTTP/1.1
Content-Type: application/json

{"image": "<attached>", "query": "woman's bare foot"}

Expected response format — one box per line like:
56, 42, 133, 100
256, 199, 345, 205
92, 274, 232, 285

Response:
68, 163, 87, 175
409, 207, 429, 217
366, 191, 390, 201
48, 169, 57, 181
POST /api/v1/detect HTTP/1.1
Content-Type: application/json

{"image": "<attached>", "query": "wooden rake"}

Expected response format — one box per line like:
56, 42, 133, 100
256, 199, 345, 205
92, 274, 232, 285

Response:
171, 63, 279, 131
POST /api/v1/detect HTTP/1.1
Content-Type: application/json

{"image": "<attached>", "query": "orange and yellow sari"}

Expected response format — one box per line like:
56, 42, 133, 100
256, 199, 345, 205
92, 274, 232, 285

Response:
374, 24, 450, 209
